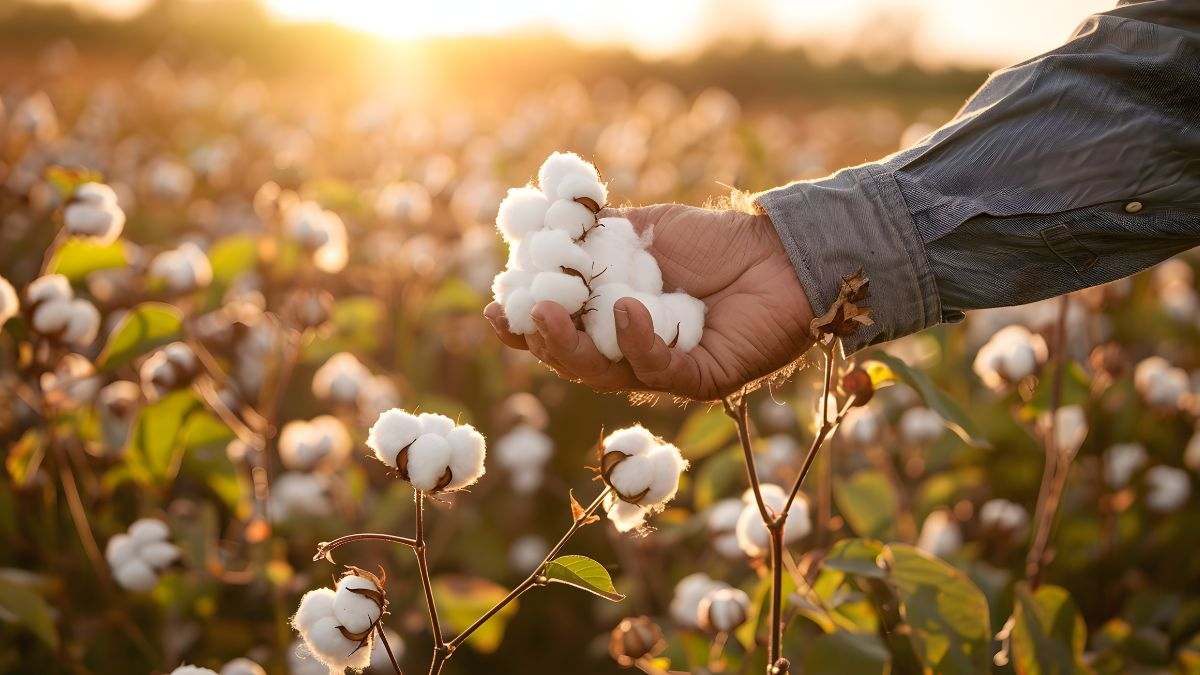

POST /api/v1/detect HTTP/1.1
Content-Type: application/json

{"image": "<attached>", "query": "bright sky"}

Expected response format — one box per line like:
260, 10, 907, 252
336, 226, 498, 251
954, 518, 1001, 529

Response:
68, 0, 1117, 67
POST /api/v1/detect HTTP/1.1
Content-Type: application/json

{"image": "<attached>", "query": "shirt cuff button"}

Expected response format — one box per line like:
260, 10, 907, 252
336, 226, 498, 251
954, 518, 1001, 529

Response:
1124, 201, 1144, 213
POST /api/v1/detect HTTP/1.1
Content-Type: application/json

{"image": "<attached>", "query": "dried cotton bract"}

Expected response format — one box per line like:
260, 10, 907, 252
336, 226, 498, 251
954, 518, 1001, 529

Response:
105, 518, 180, 592
368, 408, 486, 492
598, 425, 689, 532
492, 152, 706, 359
63, 182, 125, 243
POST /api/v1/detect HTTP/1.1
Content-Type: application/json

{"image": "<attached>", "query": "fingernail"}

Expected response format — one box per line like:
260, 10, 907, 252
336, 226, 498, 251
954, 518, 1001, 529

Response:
614, 306, 629, 330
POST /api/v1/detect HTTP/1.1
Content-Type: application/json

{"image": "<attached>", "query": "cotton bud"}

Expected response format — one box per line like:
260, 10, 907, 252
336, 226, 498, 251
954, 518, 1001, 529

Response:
292, 586, 373, 672
840, 405, 884, 446
698, 587, 751, 633
270, 472, 332, 521
706, 499, 745, 559
40, 353, 100, 410
599, 425, 688, 531
899, 407, 943, 445
978, 499, 1029, 537
495, 186, 550, 243
1041, 405, 1088, 459
219, 658, 266, 675
1104, 443, 1147, 489
63, 182, 125, 243
735, 484, 810, 557
25, 274, 101, 347
280, 416, 352, 471
149, 243, 213, 293
170, 666, 216, 675
609, 616, 665, 667
669, 573, 728, 629
916, 509, 962, 559
313, 352, 372, 405
105, 517, 180, 592
375, 181, 432, 226
0, 275, 18, 325
140, 342, 198, 400
281, 289, 333, 331
367, 408, 486, 492
973, 325, 1048, 391
1144, 465, 1191, 513
508, 534, 549, 572
495, 424, 553, 493
1134, 356, 1190, 411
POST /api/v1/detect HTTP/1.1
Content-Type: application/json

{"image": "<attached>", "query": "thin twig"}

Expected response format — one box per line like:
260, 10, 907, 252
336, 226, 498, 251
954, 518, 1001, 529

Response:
312, 533, 419, 562
724, 396, 772, 523
377, 624, 403, 674
52, 438, 112, 594
414, 491, 445, 648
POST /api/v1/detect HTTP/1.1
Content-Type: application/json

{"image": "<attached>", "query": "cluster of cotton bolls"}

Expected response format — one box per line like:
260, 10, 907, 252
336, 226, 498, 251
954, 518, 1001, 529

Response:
284, 199, 349, 273
494, 423, 554, 493
898, 406, 944, 446
705, 499, 746, 559
491, 152, 706, 360
1152, 259, 1199, 325
24, 274, 101, 347
1134, 356, 1192, 411
973, 324, 1048, 391
312, 352, 399, 424
105, 518, 180, 592
292, 570, 386, 672
270, 415, 353, 522
978, 498, 1029, 538
40, 353, 100, 410
668, 573, 749, 633
734, 484, 810, 558
149, 242, 213, 294
1144, 465, 1192, 513
597, 425, 688, 532
916, 509, 963, 559
139, 341, 198, 400
367, 408, 486, 492
62, 182, 125, 243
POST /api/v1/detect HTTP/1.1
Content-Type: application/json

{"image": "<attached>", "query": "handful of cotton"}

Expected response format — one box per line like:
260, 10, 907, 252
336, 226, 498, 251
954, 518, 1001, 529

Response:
105, 518, 181, 592
492, 152, 705, 361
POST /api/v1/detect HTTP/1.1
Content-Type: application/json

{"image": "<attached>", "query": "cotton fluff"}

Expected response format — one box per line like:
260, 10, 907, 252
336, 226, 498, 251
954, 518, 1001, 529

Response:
669, 573, 728, 629
734, 484, 810, 558
0, 275, 17, 325
149, 242, 213, 293
40, 353, 100, 410
25, 274, 101, 347
491, 152, 706, 357
1043, 405, 1088, 459
706, 498, 745, 559
169, 666, 216, 675
916, 509, 962, 559
367, 408, 486, 492
270, 472, 332, 521
313, 352, 372, 405
697, 587, 751, 633
291, 586, 372, 672
63, 182, 125, 243
972, 325, 1048, 391
495, 424, 554, 493
1134, 356, 1191, 411
140, 342, 198, 400
1104, 443, 1148, 489
899, 407, 943, 445
599, 425, 689, 532
280, 415, 352, 471
219, 658, 266, 675
978, 498, 1029, 536
105, 517, 180, 592
285, 200, 349, 273
1144, 465, 1191, 513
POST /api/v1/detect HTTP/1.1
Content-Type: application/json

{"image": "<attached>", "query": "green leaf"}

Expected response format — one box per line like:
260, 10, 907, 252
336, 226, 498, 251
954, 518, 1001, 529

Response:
0, 574, 58, 649
676, 405, 735, 460
801, 631, 890, 674
834, 471, 898, 539
543, 555, 624, 602
47, 239, 127, 281
425, 278, 486, 315
824, 538, 887, 579
432, 575, 519, 653
869, 353, 990, 448
1011, 583, 1089, 675
884, 544, 992, 674
97, 302, 183, 370
5, 429, 44, 487
692, 446, 743, 509
207, 234, 258, 285
125, 390, 205, 484
304, 296, 384, 363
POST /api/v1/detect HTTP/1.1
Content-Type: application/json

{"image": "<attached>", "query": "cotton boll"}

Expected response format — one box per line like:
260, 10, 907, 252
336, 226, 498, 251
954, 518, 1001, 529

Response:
916, 509, 962, 559
979, 499, 1029, 536
64, 187, 125, 243
62, 299, 101, 346
543, 199, 595, 240
367, 409, 423, 468
504, 286, 537, 334
105, 533, 138, 569
140, 541, 181, 568
31, 296, 73, 335
555, 174, 607, 208
632, 292, 677, 345
603, 425, 657, 457
304, 616, 371, 671
734, 484, 810, 557
313, 352, 371, 404
583, 283, 633, 360
529, 228, 593, 274
608, 457, 655, 503
149, 243, 212, 293
27, 274, 71, 305
530, 271, 590, 314
281, 416, 352, 471
1145, 465, 1191, 513
113, 558, 158, 592
698, 587, 751, 633
170, 666, 217, 675
604, 495, 649, 533
841, 405, 884, 446
0, 275, 18, 325
628, 250, 663, 294
333, 575, 383, 635
1046, 405, 1088, 459
1134, 356, 1190, 410
669, 573, 727, 629
128, 518, 170, 544
1104, 443, 1148, 488
706, 499, 744, 559
495, 186, 550, 242
407, 434, 453, 491
538, 151, 599, 202
642, 445, 687, 504
220, 658, 266, 675
899, 407, 943, 445
973, 325, 1048, 390
659, 292, 705, 351
418, 412, 455, 437
444, 424, 486, 490
491, 268, 535, 306
292, 588, 336, 634
270, 472, 332, 521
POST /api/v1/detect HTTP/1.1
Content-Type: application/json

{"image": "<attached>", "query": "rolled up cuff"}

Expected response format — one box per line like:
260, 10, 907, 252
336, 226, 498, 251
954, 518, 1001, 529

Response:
754, 164, 940, 353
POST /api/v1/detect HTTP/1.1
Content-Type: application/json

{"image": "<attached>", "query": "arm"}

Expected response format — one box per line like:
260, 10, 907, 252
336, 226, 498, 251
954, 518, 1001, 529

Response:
758, 0, 1200, 353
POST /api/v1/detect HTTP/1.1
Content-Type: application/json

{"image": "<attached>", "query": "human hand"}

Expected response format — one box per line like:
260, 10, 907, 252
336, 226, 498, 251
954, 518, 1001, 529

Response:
483, 204, 813, 400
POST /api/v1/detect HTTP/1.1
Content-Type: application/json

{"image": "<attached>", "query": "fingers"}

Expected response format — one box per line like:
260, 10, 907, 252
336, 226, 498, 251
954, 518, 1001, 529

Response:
483, 302, 529, 350
614, 297, 703, 397
529, 302, 639, 391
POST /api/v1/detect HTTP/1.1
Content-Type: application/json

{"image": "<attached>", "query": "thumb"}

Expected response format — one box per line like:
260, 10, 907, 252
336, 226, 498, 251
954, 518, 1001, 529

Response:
598, 203, 675, 238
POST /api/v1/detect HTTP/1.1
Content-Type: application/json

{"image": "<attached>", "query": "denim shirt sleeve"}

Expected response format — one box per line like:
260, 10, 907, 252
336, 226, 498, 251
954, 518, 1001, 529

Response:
756, 0, 1200, 353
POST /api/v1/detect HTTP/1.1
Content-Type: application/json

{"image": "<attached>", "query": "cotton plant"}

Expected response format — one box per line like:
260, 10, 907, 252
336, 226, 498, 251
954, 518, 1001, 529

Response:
62, 181, 125, 243
139, 341, 199, 401
972, 324, 1048, 391
148, 242, 213, 294
291, 568, 391, 673
494, 423, 554, 493
105, 518, 181, 592
596, 424, 688, 532
491, 151, 706, 360
734, 484, 810, 558
24, 273, 101, 347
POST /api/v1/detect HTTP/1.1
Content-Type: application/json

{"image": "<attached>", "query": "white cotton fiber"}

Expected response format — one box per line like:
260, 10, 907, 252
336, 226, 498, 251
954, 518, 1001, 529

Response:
538, 152, 599, 202
128, 518, 170, 544
113, 560, 158, 592
603, 424, 657, 457
507, 237, 537, 272
139, 541, 181, 567
496, 186, 550, 243
555, 174, 607, 207
491, 268, 535, 306
632, 292, 677, 345
406, 434, 452, 490
444, 424, 487, 490
27, 274, 71, 305
107, 517, 180, 592
543, 199, 595, 240
531, 272, 590, 314
504, 287, 537, 334
367, 408, 423, 468
660, 292, 706, 351
368, 407, 489, 492
529, 228, 593, 273
582, 283, 633, 360
293, 588, 336, 633
333, 575, 383, 635
629, 250, 663, 294
418, 412, 456, 437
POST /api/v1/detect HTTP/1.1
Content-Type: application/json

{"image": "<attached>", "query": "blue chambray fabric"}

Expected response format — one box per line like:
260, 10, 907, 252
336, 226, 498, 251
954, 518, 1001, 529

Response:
757, 0, 1200, 352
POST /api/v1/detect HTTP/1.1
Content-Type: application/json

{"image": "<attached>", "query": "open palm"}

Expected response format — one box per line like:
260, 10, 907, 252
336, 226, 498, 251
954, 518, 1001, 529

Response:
484, 204, 813, 401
